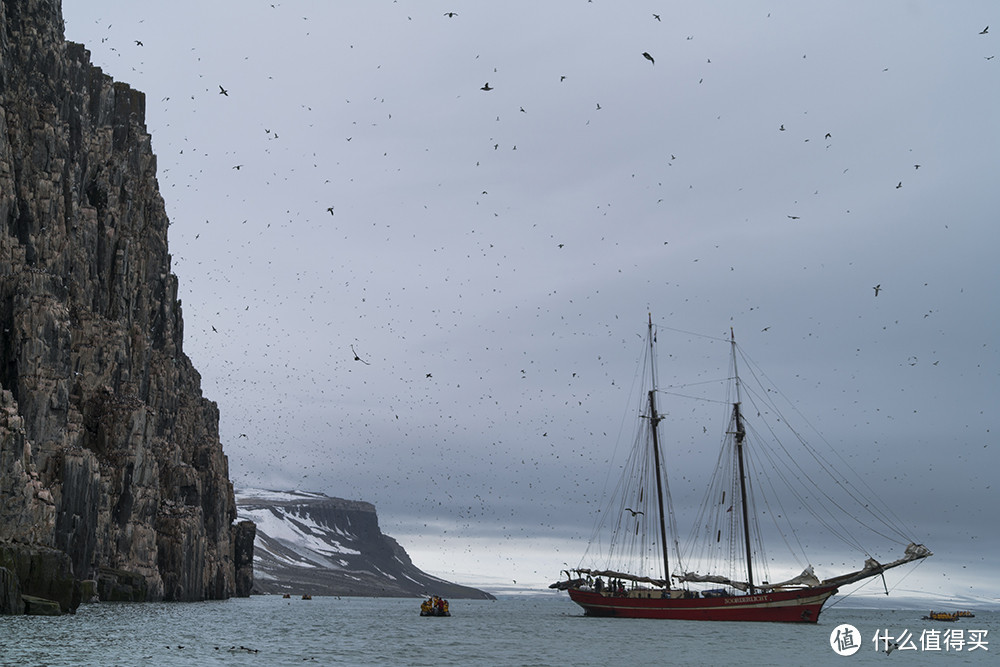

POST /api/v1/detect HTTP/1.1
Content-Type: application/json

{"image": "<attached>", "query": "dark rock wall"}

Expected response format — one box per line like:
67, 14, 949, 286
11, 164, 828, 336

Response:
0, 0, 251, 607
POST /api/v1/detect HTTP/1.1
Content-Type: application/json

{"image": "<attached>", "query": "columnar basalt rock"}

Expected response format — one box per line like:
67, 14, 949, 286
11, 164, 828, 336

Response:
0, 1, 252, 612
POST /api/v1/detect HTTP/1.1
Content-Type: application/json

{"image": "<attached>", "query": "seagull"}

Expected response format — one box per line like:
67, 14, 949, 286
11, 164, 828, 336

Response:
642, 51, 655, 64
873, 284, 882, 297
351, 345, 370, 365
480, 82, 493, 91
625, 508, 644, 517
218, 85, 229, 96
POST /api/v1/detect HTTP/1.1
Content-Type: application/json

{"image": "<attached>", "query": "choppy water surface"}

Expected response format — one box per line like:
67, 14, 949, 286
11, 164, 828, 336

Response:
1, 596, 995, 666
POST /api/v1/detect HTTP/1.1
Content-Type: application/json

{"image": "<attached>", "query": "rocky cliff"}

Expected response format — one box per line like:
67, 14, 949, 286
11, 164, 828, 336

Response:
0, 0, 253, 612
237, 490, 493, 600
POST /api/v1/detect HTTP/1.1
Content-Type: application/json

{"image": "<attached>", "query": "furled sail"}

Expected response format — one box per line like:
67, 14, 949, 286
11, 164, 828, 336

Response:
570, 568, 670, 588
821, 543, 932, 587
674, 573, 751, 592
671, 570, 821, 592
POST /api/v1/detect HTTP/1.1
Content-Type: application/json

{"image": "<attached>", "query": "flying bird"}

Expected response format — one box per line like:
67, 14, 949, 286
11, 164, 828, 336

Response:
625, 508, 644, 517
327, 207, 335, 215
218, 85, 229, 96
980, 26, 989, 34
134, 40, 143, 46
873, 284, 882, 297
480, 82, 493, 91
896, 181, 902, 189
642, 51, 655, 64
351, 345, 370, 365
444, 11, 458, 17
653, 14, 661, 21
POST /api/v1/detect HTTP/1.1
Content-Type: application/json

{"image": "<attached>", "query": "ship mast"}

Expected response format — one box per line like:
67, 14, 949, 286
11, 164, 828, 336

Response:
730, 327, 755, 593
647, 315, 671, 587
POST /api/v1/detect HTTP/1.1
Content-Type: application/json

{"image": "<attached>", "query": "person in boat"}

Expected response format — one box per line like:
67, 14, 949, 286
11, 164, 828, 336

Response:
421, 598, 433, 614
594, 577, 603, 593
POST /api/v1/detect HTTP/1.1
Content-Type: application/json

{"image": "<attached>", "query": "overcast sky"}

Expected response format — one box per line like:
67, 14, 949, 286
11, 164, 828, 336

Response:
61, 1, 998, 602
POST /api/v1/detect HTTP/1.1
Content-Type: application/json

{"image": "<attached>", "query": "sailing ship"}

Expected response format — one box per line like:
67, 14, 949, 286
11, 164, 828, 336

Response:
551, 316, 931, 622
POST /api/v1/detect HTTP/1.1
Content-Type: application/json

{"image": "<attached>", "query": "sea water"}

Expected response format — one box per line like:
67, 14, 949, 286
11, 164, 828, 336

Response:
1, 595, 995, 666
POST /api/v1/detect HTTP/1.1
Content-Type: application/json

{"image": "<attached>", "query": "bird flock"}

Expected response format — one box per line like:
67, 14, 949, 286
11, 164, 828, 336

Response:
63, 2, 998, 593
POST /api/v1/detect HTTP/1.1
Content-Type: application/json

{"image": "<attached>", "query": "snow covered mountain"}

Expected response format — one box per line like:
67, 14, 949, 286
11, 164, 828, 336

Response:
235, 489, 493, 599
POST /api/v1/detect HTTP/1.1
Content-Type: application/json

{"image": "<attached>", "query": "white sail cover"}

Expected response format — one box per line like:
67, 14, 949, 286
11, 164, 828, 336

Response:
675, 542, 931, 592
765, 566, 821, 589
673, 567, 819, 591
821, 542, 932, 587
673, 573, 751, 591
571, 568, 670, 588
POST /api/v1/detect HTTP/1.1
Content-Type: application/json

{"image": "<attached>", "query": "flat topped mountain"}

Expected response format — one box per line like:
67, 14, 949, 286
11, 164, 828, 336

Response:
236, 490, 494, 600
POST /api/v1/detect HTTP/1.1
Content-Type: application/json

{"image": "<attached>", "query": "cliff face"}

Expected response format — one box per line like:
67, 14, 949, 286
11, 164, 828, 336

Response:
237, 491, 494, 600
0, 0, 252, 610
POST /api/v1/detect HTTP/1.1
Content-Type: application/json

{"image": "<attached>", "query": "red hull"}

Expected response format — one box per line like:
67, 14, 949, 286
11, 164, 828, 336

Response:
567, 585, 838, 623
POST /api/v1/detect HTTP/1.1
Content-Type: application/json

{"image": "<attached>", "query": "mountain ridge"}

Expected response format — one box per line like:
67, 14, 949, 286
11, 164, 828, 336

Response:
236, 489, 494, 600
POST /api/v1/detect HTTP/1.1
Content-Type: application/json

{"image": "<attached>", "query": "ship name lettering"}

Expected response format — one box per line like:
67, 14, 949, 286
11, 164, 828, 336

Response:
723, 594, 771, 604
